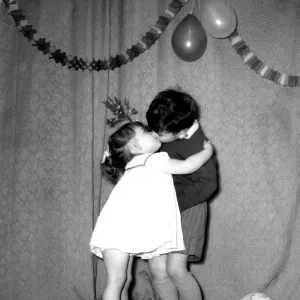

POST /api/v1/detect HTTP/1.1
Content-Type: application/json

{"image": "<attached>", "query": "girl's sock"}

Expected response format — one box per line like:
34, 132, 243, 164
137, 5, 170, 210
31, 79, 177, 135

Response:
173, 272, 202, 300
152, 277, 179, 300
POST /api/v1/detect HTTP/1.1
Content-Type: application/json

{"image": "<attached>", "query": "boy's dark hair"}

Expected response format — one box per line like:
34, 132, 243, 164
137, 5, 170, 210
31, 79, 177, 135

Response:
102, 121, 146, 182
146, 88, 199, 134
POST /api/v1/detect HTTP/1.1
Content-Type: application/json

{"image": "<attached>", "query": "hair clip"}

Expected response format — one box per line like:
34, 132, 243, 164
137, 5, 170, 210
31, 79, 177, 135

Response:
101, 147, 111, 163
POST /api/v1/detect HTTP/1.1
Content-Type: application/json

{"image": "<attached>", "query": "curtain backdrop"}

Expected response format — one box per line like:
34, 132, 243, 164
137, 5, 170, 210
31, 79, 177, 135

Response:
1, 1, 300, 300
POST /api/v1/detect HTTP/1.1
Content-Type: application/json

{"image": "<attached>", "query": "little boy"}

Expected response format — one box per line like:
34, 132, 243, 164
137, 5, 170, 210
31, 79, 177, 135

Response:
146, 88, 218, 300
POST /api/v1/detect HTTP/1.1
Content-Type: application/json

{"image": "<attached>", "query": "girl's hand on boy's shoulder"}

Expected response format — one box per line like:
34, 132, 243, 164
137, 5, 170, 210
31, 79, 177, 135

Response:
203, 140, 213, 154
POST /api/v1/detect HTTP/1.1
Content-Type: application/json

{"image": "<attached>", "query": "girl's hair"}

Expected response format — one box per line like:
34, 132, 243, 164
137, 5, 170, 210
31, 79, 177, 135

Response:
102, 121, 146, 182
146, 88, 199, 134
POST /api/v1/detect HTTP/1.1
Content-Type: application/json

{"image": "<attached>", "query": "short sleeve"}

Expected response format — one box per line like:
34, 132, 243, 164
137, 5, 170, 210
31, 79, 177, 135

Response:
146, 152, 170, 172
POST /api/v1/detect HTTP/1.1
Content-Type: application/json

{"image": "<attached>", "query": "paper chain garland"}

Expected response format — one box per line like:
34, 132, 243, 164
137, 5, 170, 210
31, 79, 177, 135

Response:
1, 0, 189, 71
229, 30, 300, 87
1, 0, 299, 87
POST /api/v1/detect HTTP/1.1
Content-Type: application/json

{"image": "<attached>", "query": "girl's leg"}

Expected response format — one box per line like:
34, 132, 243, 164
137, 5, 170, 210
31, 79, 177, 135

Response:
121, 256, 134, 300
167, 253, 202, 300
102, 249, 130, 300
148, 254, 178, 300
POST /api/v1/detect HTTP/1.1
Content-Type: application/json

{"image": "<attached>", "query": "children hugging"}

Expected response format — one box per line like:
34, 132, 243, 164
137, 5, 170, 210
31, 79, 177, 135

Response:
90, 88, 218, 300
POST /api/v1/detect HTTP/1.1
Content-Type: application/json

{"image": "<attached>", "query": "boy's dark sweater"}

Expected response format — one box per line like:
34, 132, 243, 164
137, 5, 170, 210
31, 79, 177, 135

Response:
160, 126, 218, 212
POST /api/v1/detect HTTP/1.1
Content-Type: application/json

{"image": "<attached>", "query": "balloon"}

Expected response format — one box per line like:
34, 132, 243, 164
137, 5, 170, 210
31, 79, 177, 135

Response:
199, 0, 237, 39
171, 14, 207, 62
240, 293, 273, 300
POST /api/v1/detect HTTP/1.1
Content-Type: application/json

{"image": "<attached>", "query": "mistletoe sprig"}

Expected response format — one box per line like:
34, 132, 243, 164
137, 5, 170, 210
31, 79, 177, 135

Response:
103, 97, 138, 127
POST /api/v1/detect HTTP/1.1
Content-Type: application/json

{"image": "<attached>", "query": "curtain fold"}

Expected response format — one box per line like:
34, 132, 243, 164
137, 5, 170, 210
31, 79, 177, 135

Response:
0, 0, 110, 299
1, 0, 300, 300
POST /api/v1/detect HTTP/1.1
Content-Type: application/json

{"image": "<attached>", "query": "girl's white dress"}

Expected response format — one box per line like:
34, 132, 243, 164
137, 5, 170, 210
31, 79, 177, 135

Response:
90, 152, 184, 259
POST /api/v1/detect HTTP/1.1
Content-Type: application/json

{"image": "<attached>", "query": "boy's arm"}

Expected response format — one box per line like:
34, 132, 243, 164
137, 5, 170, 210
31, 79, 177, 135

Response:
162, 144, 217, 211
176, 177, 217, 212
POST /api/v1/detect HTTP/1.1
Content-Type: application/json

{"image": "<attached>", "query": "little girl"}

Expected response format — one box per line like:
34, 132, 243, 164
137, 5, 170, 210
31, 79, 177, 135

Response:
90, 121, 213, 300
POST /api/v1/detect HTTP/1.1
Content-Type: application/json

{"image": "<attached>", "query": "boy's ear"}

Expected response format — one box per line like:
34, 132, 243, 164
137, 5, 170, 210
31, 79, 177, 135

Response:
128, 139, 142, 154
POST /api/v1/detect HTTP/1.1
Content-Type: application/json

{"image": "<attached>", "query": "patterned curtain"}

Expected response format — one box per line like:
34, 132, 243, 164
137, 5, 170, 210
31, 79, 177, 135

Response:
0, 0, 109, 299
1, 0, 300, 300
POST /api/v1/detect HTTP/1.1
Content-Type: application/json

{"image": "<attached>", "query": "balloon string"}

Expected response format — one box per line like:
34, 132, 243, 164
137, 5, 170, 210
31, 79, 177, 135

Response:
191, 0, 196, 14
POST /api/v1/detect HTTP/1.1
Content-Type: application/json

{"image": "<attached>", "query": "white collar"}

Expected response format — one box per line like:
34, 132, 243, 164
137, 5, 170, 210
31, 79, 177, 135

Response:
185, 120, 199, 139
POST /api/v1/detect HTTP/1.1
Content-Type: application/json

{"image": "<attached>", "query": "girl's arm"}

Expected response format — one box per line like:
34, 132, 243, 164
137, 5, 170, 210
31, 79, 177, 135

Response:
161, 141, 213, 175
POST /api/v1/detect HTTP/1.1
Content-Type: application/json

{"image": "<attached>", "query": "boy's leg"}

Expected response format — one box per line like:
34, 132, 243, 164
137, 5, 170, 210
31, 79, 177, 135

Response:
167, 253, 202, 300
121, 256, 134, 300
102, 249, 130, 300
148, 254, 179, 300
